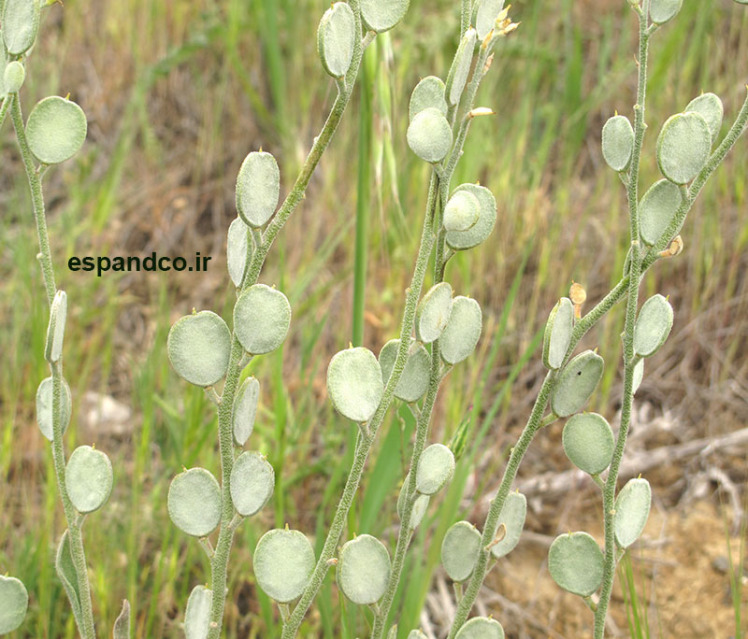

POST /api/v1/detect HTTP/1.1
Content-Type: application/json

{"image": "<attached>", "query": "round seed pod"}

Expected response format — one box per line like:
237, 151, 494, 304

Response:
455, 616, 505, 639
167, 311, 231, 387
337, 534, 391, 605
548, 532, 604, 597
2, 0, 40, 55
443, 189, 480, 232
408, 632, 428, 639
26, 97, 87, 165
45, 290, 67, 364
327, 346, 384, 422
234, 284, 292, 355
685, 93, 723, 145
656, 111, 711, 185
550, 350, 604, 418
0, 575, 28, 634
416, 282, 453, 344
184, 585, 211, 639
562, 413, 614, 475
633, 359, 644, 394
439, 296, 482, 365
4, 60, 25, 93
614, 478, 652, 549
229, 451, 274, 517
236, 151, 280, 228
168, 468, 222, 537
416, 443, 455, 495
378, 339, 430, 403
360, 0, 409, 33
441, 521, 482, 582
601, 114, 634, 172
226, 217, 250, 288
397, 476, 429, 529
445, 184, 497, 251
639, 178, 685, 247
232, 376, 260, 446
490, 491, 527, 559
407, 107, 452, 163
65, 445, 113, 514
445, 28, 477, 106
542, 297, 574, 370
476, 0, 506, 39
409, 75, 448, 121
253, 528, 315, 603
317, 2, 356, 78
633, 294, 673, 358
649, 0, 683, 24
36, 375, 72, 441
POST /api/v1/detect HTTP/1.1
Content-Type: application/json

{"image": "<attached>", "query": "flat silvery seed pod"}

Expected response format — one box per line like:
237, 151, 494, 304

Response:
446, 28, 477, 106
184, 585, 212, 639
167, 311, 231, 387
416, 282, 453, 344
562, 413, 614, 475
4, 60, 26, 93
227, 217, 250, 288
2, 0, 40, 55
408, 631, 428, 639
614, 478, 652, 549
455, 617, 505, 639
36, 375, 72, 441
317, 2, 356, 78
439, 295, 482, 365
633, 359, 644, 394
490, 491, 527, 559
337, 534, 391, 605
441, 521, 482, 582
0, 575, 28, 634
443, 189, 480, 232
45, 290, 67, 363
649, 0, 683, 24
234, 284, 291, 355
634, 294, 673, 358
379, 339, 430, 403
229, 451, 274, 517
542, 297, 574, 370
686, 93, 723, 145
253, 528, 315, 603
639, 178, 685, 247
232, 376, 260, 446
407, 107, 453, 163
550, 350, 604, 418
445, 184, 497, 251
397, 476, 430, 529
476, 0, 506, 39
65, 445, 113, 513
548, 531, 604, 597
602, 114, 634, 172
26, 97, 87, 165
656, 111, 711, 185
360, 0, 410, 32
409, 76, 448, 121
168, 468, 222, 537
416, 443, 455, 495
236, 151, 280, 228
113, 600, 131, 639
0, 48, 7, 100
327, 346, 384, 422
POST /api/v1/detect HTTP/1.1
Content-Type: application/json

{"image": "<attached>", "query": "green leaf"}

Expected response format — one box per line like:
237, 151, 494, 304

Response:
438, 295, 482, 365
0, 576, 28, 634
633, 294, 673, 357
45, 290, 67, 364
455, 617, 505, 639
235, 151, 280, 228
168, 468, 222, 537
65, 445, 114, 514
548, 531, 604, 597
416, 282, 453, 344
550, 350, 604, 418
649, 0, 683, 24
407, 107, 452, 163
445, 183, 497, 251
36, 375, 72, 442
234, 284, 291, 355
229, 451, 275, 517
656, 111, 711, 185
113, 600, 131, 639
378, 339, 431, 403
55, 530, 83, 629
441, 521, 482, 582
327, 346, 383, 422
253, 528, 315, 603
184, 585, 212, 639
317, 2, 356, 78
446, 28, 477, 106
227, 217, 250, 288
685, 93, 723, 145
490, 491, 527, 559
639, 178, 685, 247
337, 534, 391, 605
614, 478, 652, 549
415, 443, 455, 495
443, 189, 480, 232
542, 297, 573, 370
25, 97, 87, 164
360, 0, 409, 33
167, 311, 231, 387
476, 0, 506, 39
232, 376, 260, 446
601, 114, 634, 172
2, 0, 40, 55
409, 75, 447, 121
397, 476, 429, 529
562, 413, 614, 475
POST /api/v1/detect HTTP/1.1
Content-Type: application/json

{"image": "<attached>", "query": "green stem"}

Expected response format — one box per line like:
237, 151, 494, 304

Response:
461, 0, 471, 36
0, 97, 11, 134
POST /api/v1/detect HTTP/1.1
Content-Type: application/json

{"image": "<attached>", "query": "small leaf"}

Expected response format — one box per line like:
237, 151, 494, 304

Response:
562, 413, 615, 475
438, 296, 482, 365
415, 282, 453, 344
236, 151, 280, 228
337, 534, 391, 605
65, 445, 114, 514
36, 375, 72, 442
232, 376, 260, 446
490, 491, 527, 559
639, 178, 685, 247
26, 97, 87, 164
409, 76, 447, 121
548, 531, 604, 597
45, 290, 67, 364
656, 111, 711, 185
633, 359, 644, 394
542, 298, 574, 370
602, 114, 634, 172
634, 294, 673, 358
441, 521, 481, 582
550, 350, 604, 418
360, 0, 409, 33
327, 347, 384, 422
318, 2, 356, 78
614, 478, 652, 549
0, 575, 28, 634
379, 339, 431, 403
113, 599, 131, 639
407, 107, 453, 163
397, 476, 429, 529
253, 528, 315, 603
184, 585, 212, 639
2, 0, 41, 55
227, 217, 250, 288
4, 60, 26, 93
445, 28, 477, 106
229, 451, 274, 517
416, 443, 455, 495
649, 0, 683, 24
685, 93, 723, 145
234, 284, 291, 355
443, 189, 480, 232
168, 468, 222, 537
476, 0, 506, 39
445, 183, 497, 251
455, 617, 505, 639
167, 311, 231, 387
55, 530, 83, 628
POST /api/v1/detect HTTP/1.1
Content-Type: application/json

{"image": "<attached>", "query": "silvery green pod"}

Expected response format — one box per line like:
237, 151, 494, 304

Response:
2, 0, 41, 55
45, 290, 67, 363
317, 2, 356, 79
0, 576, 28, 634
168, 467, 222, 537
112, 600, 131, 639
445, 28, 477, 106
542, 297, 573, 370
407, 631, 427, 639
548, 531, 604, 597
397, 475, 429, 529
4, 60, 25, 93
475, 0, 506, 39
226, 217, 251, 288
649, 0, 683, 24
184, 585, 212, 639
439, 296, 482, 365
337, 534, 391, 605
167, 310, 231, 387
614, 478, 652, 549
36, 375, 72, 441
562, 413, 615, 475
415, 282, 453, 344
639, 179, 685, 246
0, 48, 8, 101
601, 114, 634, 172
441, 521, 482, 582
234, 284, 291, 355
229, 451, 274, 517
656, 111, 711, 184
443, 189, 481, 232
360, 0, 410, 33
416, 443, 455, 495
232, 376, 260, 446
236, 151, 280, 228
550, 350, 604, 418
454, 617, 505, 639
490, 491, 526, 559
409, 76, 448, 121
686, 93, 724, 145
25, 97, 87, 164
407, 107, 453, 163
378, 339, 430, 403
327, 346, 383, 422
633, 294, 673, 358
253, 528, 315, 603
65, 445, 114, 513
445, 184, 496, 251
